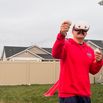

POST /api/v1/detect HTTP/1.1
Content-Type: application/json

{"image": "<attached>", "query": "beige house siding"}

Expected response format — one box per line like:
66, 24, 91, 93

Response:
28, 46, 48, 54
9, 57, 42, 61
15, 51, 35, 57
11, 51, 41, 59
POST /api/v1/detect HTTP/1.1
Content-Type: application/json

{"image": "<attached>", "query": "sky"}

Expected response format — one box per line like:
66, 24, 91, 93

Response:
0, 0, 103, 55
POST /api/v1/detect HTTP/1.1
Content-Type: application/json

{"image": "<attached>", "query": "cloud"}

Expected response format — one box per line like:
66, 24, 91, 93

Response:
0, 0, 103, 54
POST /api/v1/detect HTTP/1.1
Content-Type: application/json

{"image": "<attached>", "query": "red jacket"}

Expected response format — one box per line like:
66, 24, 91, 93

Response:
52, 33, 103, 97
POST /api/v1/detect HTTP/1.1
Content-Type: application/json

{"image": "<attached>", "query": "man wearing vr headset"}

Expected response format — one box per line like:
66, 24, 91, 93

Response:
52, 21, 103, 103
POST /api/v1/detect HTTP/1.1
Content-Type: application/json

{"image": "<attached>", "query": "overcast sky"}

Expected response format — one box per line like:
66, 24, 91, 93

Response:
0, 0, 103, 55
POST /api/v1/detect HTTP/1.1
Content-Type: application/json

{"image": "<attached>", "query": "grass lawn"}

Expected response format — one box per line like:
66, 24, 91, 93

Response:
0, 84, 103, 103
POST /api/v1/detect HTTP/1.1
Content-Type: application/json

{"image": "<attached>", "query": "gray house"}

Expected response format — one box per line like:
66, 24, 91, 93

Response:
1, 45, 55, 61
1, 39, 103, 61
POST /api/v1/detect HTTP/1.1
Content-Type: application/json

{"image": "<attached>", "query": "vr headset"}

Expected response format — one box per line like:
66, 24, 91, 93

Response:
73, 21, 90, 34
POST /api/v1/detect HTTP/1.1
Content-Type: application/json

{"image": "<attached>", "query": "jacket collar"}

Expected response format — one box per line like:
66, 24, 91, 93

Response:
69, 38, 87, 47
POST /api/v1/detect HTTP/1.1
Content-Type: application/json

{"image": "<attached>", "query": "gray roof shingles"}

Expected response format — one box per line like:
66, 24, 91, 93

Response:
85, 39, 103, 49
3, 46, 54, 60
37, 54, 54, 59
3, 39, 103, 59
43, 48, 52, 53
88, 40, 103, 49
4, 46, 28, 58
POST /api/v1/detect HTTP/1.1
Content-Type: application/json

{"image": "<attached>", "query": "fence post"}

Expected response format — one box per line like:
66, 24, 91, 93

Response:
94, 76, 96, 84
26, 61, 30, 85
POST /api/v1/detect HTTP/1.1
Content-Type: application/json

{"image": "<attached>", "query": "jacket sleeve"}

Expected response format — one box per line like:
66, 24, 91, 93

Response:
89, 59, 103, 75
52, 33, 67, 59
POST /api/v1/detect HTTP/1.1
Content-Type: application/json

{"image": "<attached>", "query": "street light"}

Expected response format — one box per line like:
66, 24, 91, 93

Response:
98, 0, 103, 6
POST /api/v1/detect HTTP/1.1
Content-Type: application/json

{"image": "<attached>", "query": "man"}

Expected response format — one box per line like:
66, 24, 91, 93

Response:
52, 21, 103, 103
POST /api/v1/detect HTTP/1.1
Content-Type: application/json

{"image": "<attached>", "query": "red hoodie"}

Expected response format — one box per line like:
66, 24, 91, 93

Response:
52, 33, 103, 97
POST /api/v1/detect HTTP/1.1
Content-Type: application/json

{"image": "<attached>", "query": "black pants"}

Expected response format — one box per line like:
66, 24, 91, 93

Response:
59, 96, 91, 103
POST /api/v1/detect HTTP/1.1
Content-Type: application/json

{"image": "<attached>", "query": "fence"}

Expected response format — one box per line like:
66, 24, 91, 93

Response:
0, 61, 102, 85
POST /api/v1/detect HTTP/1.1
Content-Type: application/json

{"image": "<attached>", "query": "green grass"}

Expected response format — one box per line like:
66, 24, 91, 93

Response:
0, 84, 102, 103
91, 84, 103, 103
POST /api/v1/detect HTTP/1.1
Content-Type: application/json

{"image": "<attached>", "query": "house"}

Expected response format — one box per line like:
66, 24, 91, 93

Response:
1, 45, 55, 61
1, 39, 103, 61
1, 46, 27, 61
86, 40, 103, 51
43, 48, 52, 54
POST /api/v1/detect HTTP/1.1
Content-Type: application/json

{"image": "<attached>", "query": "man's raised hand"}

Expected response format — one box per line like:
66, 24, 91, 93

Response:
60, 20, 72, 36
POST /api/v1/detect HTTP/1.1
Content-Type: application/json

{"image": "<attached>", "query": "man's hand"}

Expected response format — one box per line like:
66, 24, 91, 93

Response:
60, 20, 72, 36
95, 48, 103, 62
